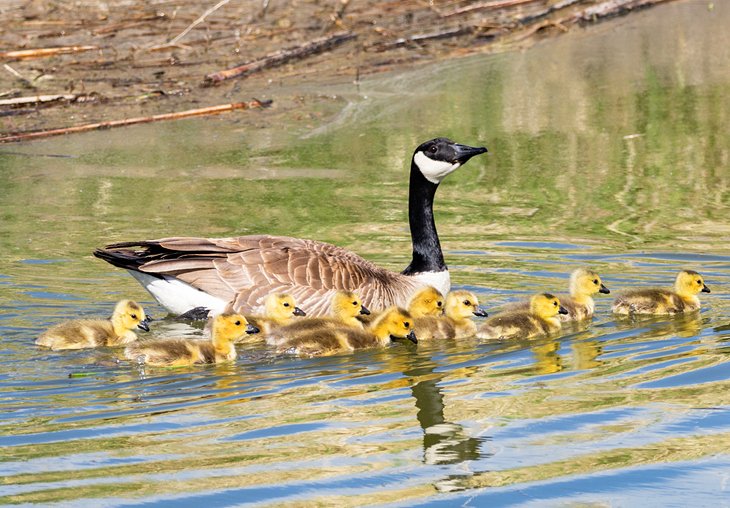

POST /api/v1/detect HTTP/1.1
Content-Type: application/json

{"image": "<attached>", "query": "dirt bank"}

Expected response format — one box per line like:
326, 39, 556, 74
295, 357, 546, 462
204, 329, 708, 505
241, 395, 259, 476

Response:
0, 0, 676, 142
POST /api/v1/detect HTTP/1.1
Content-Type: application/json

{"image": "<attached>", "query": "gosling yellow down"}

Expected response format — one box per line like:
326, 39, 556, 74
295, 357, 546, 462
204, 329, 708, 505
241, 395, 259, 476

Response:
477, 293, 567, 340
505, 268, 610, 321
612, 270, 710, 315
124, 313, 259, 367
357, 285, 444, 326
243, 293, 306, 336
36, 300, 150, 350
415, 290, 487, 340
275, 307, 417, 357
272, 290, 370, 339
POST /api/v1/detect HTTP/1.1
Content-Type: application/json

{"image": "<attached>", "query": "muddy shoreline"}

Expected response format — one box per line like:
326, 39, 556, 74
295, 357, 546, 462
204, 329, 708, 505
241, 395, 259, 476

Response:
1, 0, 676, 141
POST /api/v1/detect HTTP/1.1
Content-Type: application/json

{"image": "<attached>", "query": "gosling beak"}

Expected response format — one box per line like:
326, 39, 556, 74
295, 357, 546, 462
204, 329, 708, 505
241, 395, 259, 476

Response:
472, 307, 488, 317
406, 330, 418, 344
452, 143, 488, 165
702, 284, 711, 293
137, 319, 150, 332
599, 284, 610, 294
293, 307, 306, 317
246, 323, 260, 334
360, 305, 371, 315
559, 305, 569, 315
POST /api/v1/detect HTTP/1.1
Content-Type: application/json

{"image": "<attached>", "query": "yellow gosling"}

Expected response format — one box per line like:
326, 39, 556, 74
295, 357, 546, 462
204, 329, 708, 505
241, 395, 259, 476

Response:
359, 285, 444, 326
503, 268, 610, 322
415, 290, 487, 340
124, 313, 258, 367
275, 307, 416, 357
272, 290, 370, 339
612, 270, 710, 315
244, 293, 306, 336
477, 293, 567, 341
36, 300, 149, 350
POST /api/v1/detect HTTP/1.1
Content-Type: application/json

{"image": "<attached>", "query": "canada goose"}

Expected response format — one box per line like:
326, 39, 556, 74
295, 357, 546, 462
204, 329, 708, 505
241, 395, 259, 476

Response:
271, 290, 369, 339
36, 300, 150, 350
124, 312, 258, 367
275, 307, 417, 357
243, 292, 306, 336
415, 290, 487, 340
612, 270, 710, 315
93, 138, 488, 317
504, 268, 610, 321
476, 293, 567, 340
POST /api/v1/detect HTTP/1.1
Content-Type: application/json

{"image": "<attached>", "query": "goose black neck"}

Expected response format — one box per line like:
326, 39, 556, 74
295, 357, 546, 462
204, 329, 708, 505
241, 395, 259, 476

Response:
402, 161, 446, 275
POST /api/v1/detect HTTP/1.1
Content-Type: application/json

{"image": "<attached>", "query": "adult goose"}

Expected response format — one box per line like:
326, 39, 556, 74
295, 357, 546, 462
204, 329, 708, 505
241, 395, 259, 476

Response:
94, 138, 487, 316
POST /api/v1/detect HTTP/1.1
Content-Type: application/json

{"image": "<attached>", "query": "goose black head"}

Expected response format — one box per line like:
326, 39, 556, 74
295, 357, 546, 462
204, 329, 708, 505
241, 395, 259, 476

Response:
413, 138, 488, 185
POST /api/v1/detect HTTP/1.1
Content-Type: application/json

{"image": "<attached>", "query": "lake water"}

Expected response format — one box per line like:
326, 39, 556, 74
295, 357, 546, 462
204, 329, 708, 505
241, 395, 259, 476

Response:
2, 2, 730, 506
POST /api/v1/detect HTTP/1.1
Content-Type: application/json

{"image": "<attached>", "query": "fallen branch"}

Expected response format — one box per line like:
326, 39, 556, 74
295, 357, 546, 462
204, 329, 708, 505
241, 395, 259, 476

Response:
440, 0, 540, 17
0, 45, 98, 60
0, 99, 271, 143
204, 31, 356, 84
574, 0, 673, 21
0, 94, 77, 107
370, 26, 472, 50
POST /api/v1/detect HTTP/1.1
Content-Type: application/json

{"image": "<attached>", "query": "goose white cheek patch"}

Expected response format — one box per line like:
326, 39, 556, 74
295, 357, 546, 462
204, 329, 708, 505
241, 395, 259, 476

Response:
414, 151, 461, 184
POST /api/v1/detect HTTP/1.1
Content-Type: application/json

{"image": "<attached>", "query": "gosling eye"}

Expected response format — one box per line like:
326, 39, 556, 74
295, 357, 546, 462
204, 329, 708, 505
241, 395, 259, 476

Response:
283, 302, 290, 307
696, 280, 702, 285
403, 321, 410, 328
463, 300, 471, 306
234, 320, 241, 326
437, 301, 442, 307
553, 301, 558, 306
593, 279, 599, 285
130, 314, 137, 319
352, 301, 358, 306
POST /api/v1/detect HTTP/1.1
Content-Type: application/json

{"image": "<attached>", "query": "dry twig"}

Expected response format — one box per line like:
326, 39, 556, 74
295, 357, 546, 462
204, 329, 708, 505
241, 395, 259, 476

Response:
204, 31, 356, 84
0, 99, 271, 143
0, 46, 98, 60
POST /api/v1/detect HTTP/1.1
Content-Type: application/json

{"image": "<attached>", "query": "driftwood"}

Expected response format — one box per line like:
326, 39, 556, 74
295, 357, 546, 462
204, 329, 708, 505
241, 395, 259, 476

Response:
0, 99, 271, 143
0, 46, 98, 60
0, 94, 77, 107
204, 31, 356, 84
371, 27, 473, 50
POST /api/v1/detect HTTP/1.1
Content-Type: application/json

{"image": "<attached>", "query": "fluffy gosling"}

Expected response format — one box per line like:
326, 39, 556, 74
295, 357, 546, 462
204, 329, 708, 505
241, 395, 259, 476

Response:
415, 290, 487, 340
244, 292, 306, 336
271, 290, 370, 339
36, 300, 149, 350
505, 268, 610, 321
477, 293, 567, 340
612, 270, 710, 315
275, 307, 417, 357
124, 312, 258, 367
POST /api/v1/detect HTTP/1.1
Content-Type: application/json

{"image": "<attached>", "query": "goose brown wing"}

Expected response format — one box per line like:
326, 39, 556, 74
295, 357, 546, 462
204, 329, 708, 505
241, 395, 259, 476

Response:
95, 235, 417, 316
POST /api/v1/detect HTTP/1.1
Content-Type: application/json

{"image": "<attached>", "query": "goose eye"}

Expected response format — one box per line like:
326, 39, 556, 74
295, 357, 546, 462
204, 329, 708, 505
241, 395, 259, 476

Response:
593, 279, 599, 285
235, 320, 241, 326
283, 302, 290, 307
429, 145, 437, 153
130, 314, 137, 319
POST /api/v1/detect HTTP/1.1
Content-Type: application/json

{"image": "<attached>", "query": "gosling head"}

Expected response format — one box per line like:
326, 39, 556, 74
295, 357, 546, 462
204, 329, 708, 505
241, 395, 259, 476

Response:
412, 138, 488, 185
212, 312, 259, 342
331, 290, 370, 318
408, 286, 444, 318
113, 300, 150, 332
375, 307, 417, 344
265, 293, 306, 321
675, 270, 710, 297
570, 268, 610, 298
530, 293, 568, 319
445, 290, 488, 320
